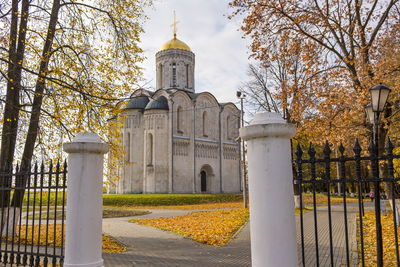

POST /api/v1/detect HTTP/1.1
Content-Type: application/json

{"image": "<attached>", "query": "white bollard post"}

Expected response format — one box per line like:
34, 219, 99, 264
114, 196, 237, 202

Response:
63, 133, 109, 267
240, 112, 298, 267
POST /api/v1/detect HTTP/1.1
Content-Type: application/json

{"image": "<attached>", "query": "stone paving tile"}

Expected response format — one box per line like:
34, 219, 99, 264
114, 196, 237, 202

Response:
102, 204, 363, 266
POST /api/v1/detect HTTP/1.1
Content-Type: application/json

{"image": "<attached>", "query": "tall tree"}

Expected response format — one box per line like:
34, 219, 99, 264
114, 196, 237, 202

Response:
230, 0, 400, 145
0, 0, 150, 229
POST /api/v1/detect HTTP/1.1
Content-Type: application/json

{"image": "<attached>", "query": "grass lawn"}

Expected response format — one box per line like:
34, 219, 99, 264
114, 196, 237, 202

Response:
131, 208, 249, 246
24, 208, 150, 220
103, 194, 242, 207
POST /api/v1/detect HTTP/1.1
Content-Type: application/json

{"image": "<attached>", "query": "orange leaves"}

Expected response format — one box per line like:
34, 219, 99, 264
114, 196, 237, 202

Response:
15, 224, 125, 253
132, 208, 249, 246
359, 211, 399, 266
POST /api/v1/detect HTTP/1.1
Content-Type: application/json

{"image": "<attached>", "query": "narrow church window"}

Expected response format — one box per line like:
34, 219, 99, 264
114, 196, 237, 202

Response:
160, 64, 163, 88
186, 64, 189, 88
147, 133, 153, 166
126, 132, 130, 161
202, 111, 208, 137
226, 115, 230, 140
172, 63, 177, 87
177, 106, 183, 134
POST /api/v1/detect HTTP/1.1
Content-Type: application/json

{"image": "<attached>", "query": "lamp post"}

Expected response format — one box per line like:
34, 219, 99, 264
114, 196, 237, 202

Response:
365, 83, 391, 267
237, 91, 248, 208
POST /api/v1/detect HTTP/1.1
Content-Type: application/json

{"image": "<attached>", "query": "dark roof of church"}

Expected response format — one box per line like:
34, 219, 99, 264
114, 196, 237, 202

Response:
125, 96, 150, 109
145, 96, 169, 110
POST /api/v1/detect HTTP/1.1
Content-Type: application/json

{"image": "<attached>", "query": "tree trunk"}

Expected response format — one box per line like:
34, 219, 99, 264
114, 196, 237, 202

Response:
0, 0, 30, 216
11, 0, 61, 211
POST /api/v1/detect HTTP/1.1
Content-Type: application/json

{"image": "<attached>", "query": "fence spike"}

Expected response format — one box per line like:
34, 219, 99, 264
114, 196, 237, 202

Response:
34, 161, 38, 173
353, 139, 362, 156
308, 143, 316, 158
338, 143, 345, 155
386, 137, 394, 154
323, 141, 331, 156
295, 143, 303, 159
368, 141, 374, 155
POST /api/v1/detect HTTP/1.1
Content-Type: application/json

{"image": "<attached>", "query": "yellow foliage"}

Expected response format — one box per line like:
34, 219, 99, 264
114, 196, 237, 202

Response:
132, 208, 249, 246
359, 211, 399, 266
302, 194, 359, 205
15, 224, 125, 253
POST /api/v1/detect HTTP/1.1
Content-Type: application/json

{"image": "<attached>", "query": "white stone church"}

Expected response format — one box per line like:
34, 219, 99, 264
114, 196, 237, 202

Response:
115, 30, 241, 194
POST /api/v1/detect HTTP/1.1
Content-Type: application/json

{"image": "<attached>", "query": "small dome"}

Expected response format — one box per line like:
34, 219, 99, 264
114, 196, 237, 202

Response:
145, 96, 169, 110
125, 96, 150, 110
160, 37, 191, 52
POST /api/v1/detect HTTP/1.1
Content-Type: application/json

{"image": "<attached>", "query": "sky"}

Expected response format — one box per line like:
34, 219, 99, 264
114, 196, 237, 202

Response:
139, 0, 251, 104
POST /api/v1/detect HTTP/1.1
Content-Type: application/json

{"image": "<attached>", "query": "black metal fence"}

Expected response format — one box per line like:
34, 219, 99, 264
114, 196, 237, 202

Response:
294, 139, 400, 267
0, 161, 67, 266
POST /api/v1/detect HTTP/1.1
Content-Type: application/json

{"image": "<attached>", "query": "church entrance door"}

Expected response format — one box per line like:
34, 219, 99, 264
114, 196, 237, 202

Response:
200, 171, 207, 192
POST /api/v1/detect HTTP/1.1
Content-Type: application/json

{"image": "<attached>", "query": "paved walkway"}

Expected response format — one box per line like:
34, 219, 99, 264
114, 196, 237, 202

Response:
102, 203, 366, 266
102, 209, 250, 266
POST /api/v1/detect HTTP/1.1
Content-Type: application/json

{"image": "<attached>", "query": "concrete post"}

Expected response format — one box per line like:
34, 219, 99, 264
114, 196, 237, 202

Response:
63, 133, 109, 267
240, 112, 297, 267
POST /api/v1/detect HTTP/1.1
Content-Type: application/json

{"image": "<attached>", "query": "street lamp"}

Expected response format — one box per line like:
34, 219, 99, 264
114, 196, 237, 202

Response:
370, 83, 391, 113
364, 104, 374, 125
364, 83, 391, 267
237, 91, 247, 208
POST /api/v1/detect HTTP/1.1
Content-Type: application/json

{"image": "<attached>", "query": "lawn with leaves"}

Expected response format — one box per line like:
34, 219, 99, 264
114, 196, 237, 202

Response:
131, 208, 249, 246
103, 194, 242, 207
302, 194, 359, 205
358, 210, 399, 266
24, 208, 149, 220
105, 201, 244, 211
14, 224, 125, 253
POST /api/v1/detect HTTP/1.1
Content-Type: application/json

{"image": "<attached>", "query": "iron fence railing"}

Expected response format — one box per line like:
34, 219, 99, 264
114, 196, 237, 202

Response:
294, 139, 400, 267
0, 161, 67, 266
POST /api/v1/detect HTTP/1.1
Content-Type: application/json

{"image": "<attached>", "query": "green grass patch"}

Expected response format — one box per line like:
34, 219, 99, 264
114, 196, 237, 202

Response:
103, 194, 243, 207
24, 208, 150, 220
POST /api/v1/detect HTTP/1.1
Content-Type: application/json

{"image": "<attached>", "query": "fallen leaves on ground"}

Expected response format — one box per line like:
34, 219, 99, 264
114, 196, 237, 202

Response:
302, 194, 359, 205
295, 207, 312, 215
359, 210, 399, 266
131, 208, 249, 246
13, 224, 125, 253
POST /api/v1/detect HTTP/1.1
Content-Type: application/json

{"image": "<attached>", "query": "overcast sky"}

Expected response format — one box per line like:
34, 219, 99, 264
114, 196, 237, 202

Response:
139, 0, 251, 104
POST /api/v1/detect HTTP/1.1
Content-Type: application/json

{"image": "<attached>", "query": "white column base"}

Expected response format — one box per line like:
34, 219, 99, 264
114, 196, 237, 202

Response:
64, 259, 104, 267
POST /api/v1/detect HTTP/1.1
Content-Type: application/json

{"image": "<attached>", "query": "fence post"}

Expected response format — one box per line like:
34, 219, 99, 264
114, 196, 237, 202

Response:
63, 133, 109, 267
240, 112, 297, 267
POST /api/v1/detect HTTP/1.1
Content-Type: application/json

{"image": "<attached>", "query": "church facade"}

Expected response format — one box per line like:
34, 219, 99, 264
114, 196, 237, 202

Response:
116, 33, 241, 194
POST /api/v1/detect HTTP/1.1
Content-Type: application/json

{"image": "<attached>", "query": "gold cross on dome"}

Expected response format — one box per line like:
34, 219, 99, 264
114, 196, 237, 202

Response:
171, 11, 179, 39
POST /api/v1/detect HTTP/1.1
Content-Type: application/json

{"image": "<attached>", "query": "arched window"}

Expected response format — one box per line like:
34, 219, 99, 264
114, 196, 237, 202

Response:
172, 63, 177, 87
125, 132, 131, 161
177, 106, 183, 134
226, 115, 230, 140
202, 111, 207, 137
147, 133, 153, 166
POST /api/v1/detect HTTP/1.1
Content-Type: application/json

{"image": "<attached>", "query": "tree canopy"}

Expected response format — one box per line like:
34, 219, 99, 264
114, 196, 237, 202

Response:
230, 0, 400, 146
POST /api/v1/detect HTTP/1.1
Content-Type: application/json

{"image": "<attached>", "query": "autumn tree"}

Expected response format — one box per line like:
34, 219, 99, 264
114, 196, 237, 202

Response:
0, 0, 150, 229
230, 0, 400, 199
230, 0, 400, 144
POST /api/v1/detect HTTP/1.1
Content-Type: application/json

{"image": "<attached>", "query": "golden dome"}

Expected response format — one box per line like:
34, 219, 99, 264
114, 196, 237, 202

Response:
160, 37, 191, 52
